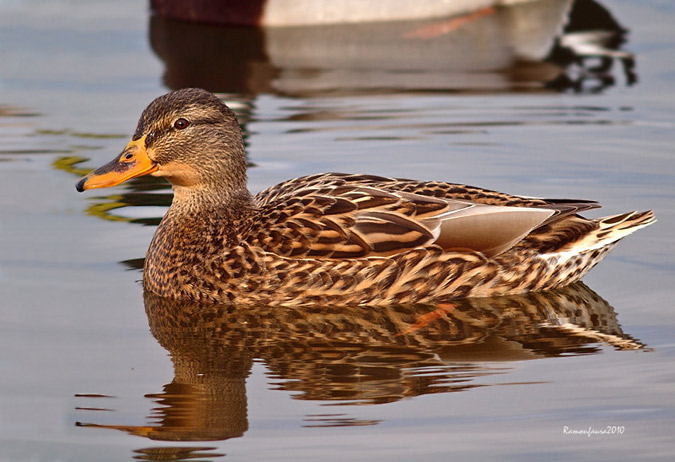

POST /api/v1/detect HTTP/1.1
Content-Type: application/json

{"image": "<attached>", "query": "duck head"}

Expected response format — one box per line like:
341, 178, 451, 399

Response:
76, 88, 247, 194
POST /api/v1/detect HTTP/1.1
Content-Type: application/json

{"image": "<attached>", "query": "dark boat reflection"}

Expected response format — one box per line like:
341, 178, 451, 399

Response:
75, 282, 645, 458
150, 0, 635, 96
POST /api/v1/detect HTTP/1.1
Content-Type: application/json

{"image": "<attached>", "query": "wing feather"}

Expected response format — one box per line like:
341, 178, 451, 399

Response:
249, 173, 601, 259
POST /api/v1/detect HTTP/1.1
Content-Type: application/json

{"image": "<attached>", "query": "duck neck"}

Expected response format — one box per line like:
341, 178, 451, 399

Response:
167, 183, 254, 236
143, 182, 254, 298
172, 182, 250, 209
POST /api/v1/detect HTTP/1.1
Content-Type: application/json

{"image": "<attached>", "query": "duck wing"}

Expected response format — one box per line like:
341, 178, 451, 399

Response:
249, 173, 594, 258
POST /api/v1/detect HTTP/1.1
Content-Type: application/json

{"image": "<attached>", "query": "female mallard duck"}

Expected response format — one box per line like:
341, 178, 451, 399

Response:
76, 88, 655, 306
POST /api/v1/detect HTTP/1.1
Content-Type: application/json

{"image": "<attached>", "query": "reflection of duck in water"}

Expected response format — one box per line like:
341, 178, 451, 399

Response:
75, 283, 645, 443
76, 89, 654, 305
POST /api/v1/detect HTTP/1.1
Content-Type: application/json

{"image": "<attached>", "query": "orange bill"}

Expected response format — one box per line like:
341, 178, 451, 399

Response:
76, 135, 158, 192
75, 422, 156, 438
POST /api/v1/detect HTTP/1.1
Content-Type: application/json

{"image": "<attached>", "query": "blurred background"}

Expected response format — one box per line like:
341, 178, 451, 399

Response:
0, 1, 673, 461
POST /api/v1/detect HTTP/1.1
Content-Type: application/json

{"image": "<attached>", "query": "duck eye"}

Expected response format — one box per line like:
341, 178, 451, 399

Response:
173, 118, 189, 130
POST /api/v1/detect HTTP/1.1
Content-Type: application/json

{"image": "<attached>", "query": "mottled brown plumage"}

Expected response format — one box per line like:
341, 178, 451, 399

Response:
76, 88, 655, 306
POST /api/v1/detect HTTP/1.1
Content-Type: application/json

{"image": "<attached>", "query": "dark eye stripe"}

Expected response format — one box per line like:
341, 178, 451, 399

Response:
136, 115, 214, 147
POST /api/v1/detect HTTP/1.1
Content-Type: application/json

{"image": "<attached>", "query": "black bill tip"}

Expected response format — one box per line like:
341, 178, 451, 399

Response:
75, 176, 88, 192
